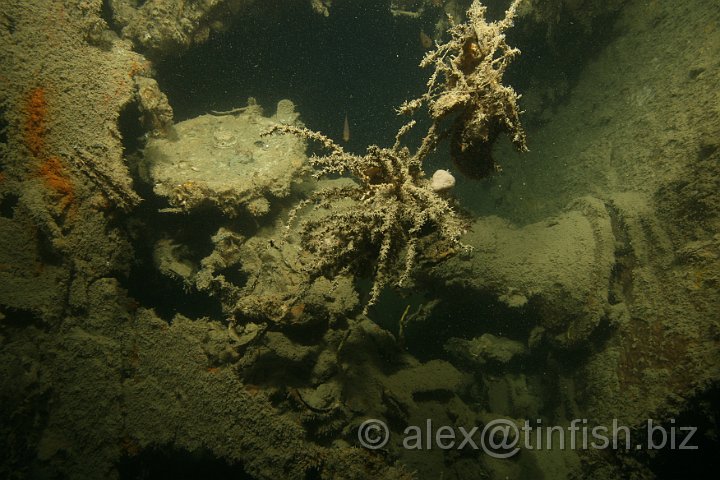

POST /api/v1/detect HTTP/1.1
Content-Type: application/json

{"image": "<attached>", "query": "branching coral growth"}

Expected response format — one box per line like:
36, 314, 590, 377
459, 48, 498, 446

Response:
265, 124, 468, 311
265, 0, 527, 310
399, 0, 528, 178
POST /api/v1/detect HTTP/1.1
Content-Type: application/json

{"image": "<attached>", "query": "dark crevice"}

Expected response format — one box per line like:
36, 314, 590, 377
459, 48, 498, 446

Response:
122, 194, 225, 322
398, 286, 540, 363
646, 383, 720, 478
100, 0, 121, 35
122, 263, 221, 322
0, 306, 46, 330
35, 229, 64, 266
118, 99, 146, 156
0, 102, 8, 144
117, 446, 253, 480
123, 255, 223, 324
216, 266, 248, 288
0, 193, 18, 218
412, 389, 454, 403
0, 381, 51, 480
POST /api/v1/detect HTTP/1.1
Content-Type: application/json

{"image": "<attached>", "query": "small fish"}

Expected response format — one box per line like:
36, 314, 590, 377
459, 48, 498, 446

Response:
420, 30, 433, 49
343, 113, 350, 142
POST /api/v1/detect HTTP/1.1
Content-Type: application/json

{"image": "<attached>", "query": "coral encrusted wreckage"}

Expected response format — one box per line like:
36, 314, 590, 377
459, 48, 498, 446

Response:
400, 0, 528, 178
265, 124, 468, 310
267, 0, 528, 309
6, 0, 718, 478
